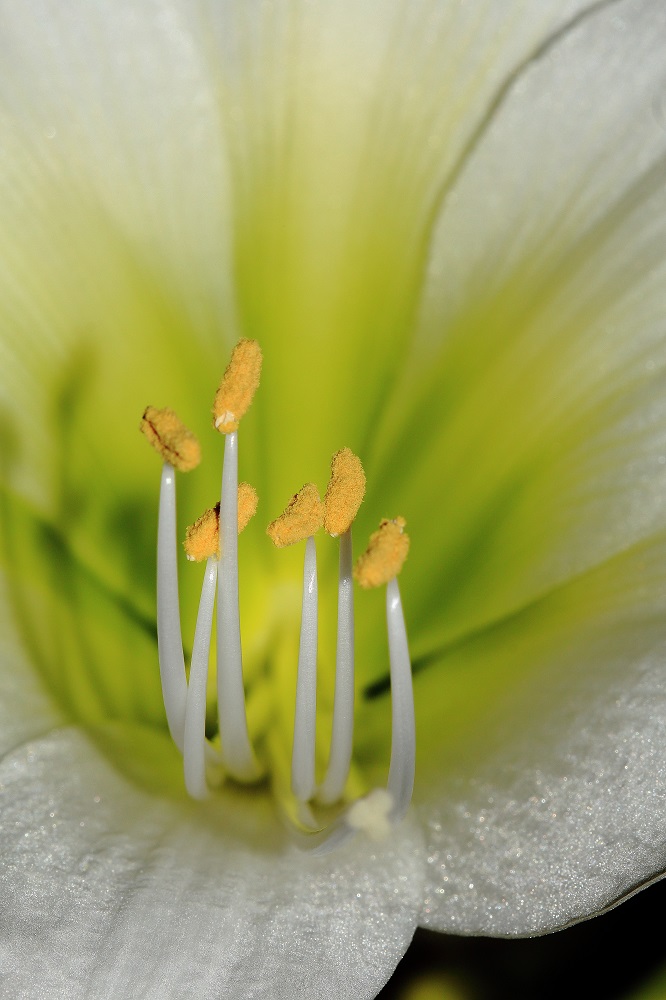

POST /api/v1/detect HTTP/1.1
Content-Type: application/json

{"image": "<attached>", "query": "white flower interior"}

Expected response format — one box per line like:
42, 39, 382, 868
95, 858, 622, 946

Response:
150, 340, 416, 852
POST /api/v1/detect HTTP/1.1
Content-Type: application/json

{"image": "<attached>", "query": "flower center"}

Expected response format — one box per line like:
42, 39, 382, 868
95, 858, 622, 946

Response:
140, 340, 415, 851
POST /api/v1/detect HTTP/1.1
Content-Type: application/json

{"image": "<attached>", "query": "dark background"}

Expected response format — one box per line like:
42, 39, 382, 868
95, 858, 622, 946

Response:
378, 874, 666, 999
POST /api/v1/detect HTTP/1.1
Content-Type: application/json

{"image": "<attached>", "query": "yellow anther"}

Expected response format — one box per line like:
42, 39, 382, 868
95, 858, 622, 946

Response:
353, 517, 410, 589
266, 484, 324, 548
237, 481, 259, 533
213, 339, 262, 434
184, 484, 259, 562
184, 504, 220, 562
323, 447, 366, 536
140, 406, 201, 472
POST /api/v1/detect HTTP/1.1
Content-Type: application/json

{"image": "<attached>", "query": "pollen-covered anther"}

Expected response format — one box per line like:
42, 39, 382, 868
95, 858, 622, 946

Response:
346, 789, 394, 842
184, 484, 258, 562
323, 447, 366, 536
213, 338, 262, 434
184, 504, 220, 562
266, 484, 324, 547
353, 516, 410, 589
140, 406, 201, 472
237, 481, 259, 533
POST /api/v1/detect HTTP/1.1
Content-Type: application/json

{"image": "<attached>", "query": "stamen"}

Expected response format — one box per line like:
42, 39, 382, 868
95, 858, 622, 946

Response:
267, 484, 324, 802
318, 528, 354, 804
266, 483, 324, 547
140, 406, 201, 472
183, 483, 258, 562
385, 575, 415, 822
183, 556, 219, 799
323, 447, 366, 537
182, 487, 258, 797
353, 516, 410, 589
213, 338, 262, 434
156, 463, 187, 750
354, 517, 414, 823
144, 345, 416, 855
319, 448, 366, 805
217, 430, 261, 781
292, 534, 319, 801
237, 481, 259, 533
184, 504, 220, 562
141, 407, 200, 751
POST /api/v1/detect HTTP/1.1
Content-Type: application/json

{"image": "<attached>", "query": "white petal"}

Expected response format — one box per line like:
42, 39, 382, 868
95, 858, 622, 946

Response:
0, 726, 425, 999
0, 0, 615, 507
0, 0, 235, 510
413, 532, 666, 936
367, 0, 666, 657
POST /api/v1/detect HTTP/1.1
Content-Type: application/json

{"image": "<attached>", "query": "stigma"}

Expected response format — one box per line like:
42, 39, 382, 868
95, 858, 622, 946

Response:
141, 339, 415, 852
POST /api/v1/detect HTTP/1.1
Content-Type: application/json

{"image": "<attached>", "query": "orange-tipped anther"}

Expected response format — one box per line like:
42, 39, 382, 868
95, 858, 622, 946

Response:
184, 484, 259, 562
323, 447, 366, 536
140, 406, 201, 472
184, 504, 220, 562
237, 482, 259, 533
266, 483, 324, 548
213, 339, 262, 434
354, 517, 410, 589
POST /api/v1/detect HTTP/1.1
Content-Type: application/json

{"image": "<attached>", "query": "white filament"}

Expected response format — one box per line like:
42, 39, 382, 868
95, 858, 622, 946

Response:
306, 575, 414, 856
386, 576, 415, 822
156, 444, 415, 849
157, 462, 187, 751
291, 534, 318, 802
183, 557, 219, 799
318, 528, 355, 804
217, 431, 260, 781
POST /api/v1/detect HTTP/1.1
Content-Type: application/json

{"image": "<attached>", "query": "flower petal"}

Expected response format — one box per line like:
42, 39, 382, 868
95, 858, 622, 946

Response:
0, 0, 617, 505
0, 725, 425, 999
203, 0, 622, 503
409, 531, 666, 935
0, 0, 239, 510
364, 0, 666, 663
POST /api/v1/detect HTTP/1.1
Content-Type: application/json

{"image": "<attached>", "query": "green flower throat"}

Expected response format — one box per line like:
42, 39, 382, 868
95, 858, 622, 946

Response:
139, 338, 415, 849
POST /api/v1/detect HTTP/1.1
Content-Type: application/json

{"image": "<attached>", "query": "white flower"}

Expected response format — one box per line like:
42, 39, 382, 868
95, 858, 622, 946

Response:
0, 1, 665, 997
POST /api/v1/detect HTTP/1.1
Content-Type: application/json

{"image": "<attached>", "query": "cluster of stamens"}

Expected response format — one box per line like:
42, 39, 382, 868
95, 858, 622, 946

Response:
140, 339, 414, 852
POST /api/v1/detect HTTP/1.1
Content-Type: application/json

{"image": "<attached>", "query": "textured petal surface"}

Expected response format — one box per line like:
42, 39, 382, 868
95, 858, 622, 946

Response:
412, 533, 666, 935
0, 0, 620, 524
0, 726, 425, 1000
357, 531, 666, 937
0, 0, 665, 960
352, 0, 666, 934
366, 0, 666, 659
